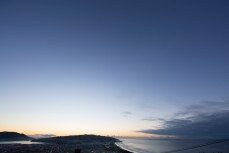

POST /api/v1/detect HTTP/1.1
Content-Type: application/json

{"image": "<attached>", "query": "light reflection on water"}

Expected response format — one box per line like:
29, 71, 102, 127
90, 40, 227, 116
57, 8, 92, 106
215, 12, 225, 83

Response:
0, 141, 44, 144
117, 137, 229, 153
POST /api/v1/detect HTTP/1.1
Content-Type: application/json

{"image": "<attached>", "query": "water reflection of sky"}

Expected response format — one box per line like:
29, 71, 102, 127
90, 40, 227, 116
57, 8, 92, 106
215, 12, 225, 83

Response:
0, 141, 44, 144
119, 138, 229, 153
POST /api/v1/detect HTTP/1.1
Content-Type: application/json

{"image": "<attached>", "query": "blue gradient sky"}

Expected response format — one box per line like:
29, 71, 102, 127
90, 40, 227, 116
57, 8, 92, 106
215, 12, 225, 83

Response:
1, 0, 229, 137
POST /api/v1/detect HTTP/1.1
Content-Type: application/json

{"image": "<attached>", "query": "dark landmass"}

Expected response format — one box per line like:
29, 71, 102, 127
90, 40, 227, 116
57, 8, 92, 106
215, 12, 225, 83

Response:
0, 132, 32, 141
0, 143, 131, 153
32, 134, 118, 144
0, 134, 132, 153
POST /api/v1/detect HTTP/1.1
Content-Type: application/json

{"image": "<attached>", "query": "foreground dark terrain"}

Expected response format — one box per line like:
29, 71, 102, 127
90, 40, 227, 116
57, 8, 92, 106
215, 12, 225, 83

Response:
0, 143, 131, 153
0, 134, 131, 153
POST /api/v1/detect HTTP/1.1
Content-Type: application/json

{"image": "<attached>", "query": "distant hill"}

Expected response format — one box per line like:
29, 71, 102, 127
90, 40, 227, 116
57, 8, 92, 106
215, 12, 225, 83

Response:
0, 132, 31, 141
32, 134, 118, 144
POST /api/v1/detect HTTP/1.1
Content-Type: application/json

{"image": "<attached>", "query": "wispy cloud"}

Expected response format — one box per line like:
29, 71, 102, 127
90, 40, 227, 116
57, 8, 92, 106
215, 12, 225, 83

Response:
122, 111, 132, 117
141, 117, 165, 122
29, 134, 56, 139
139, 100, 229, 139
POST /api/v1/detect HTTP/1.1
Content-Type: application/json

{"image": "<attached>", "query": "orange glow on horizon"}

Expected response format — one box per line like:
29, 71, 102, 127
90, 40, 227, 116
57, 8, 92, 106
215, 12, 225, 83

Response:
1, 128, 159, 138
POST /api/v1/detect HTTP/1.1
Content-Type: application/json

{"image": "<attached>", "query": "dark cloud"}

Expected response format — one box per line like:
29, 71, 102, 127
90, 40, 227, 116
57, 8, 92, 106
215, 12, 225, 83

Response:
139, 100, 229, 138
122, 111, 132, 117
175, 100, 229, 118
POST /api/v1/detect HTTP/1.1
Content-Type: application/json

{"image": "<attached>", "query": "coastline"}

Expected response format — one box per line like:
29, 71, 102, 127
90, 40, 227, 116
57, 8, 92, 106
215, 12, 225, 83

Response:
115, 141, 134, 153
107, 141, 133, 153
114, 141, 134, 153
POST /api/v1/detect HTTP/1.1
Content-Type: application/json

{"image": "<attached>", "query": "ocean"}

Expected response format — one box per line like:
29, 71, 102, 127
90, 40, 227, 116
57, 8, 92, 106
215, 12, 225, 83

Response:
116, 137, 229, 153
0, 141, 44, 144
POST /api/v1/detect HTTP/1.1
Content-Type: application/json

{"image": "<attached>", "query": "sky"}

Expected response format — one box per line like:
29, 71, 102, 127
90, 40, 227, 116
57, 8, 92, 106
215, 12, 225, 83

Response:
0, 0, 229, 138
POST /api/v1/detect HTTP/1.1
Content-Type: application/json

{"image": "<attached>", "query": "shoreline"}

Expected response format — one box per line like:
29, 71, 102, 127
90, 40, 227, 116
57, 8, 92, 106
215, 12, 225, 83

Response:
115, 142, 133, 153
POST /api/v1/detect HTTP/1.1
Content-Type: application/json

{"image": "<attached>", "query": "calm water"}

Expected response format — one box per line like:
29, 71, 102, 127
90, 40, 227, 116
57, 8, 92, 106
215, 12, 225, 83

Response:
116, 137, 229, 153
0, 141, 44, 144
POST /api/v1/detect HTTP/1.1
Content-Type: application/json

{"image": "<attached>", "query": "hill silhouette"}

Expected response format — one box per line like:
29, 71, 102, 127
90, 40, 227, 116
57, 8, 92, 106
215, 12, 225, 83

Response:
0, 132, 31, 141
32, 134, 118, 144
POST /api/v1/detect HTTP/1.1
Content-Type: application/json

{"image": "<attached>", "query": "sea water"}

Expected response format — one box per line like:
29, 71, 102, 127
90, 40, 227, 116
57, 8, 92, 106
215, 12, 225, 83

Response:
0, 141, 44, 144
116, 137, 229, 153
